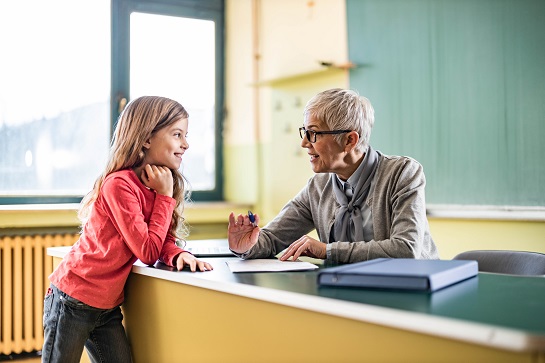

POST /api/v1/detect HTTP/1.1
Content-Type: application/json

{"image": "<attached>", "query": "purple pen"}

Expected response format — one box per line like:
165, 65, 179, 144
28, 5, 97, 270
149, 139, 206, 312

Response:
248, 210, 257, 227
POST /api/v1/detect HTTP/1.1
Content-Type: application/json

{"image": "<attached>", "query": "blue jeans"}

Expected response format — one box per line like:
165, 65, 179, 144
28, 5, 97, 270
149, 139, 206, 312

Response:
42, 284, 132, 363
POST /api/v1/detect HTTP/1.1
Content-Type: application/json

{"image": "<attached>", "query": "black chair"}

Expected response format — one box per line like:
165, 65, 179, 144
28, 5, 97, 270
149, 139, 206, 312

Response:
453, 250, 545, 276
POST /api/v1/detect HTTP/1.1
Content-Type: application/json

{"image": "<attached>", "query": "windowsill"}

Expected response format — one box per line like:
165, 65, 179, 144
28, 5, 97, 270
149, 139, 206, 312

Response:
0, 204, 80, 229
427, 204, 545, 221
0, 202, 252, 229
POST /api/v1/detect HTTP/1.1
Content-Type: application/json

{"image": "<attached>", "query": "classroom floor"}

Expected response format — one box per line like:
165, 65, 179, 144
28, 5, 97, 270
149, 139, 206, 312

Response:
0, 352, 40, 362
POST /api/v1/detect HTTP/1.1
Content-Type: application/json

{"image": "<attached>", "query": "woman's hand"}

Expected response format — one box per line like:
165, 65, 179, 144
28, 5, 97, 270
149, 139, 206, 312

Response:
175, 252, 213, 272
228, 212, 260, 254
141, 164, 173, 197
279, 235, 326, 261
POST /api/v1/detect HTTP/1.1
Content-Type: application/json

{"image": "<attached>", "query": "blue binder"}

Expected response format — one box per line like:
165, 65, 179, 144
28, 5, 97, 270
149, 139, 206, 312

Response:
317, 258, 478, 292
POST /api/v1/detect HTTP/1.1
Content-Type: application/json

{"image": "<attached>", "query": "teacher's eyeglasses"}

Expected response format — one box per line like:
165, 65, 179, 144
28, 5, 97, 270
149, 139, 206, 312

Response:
299, 127, 351, 143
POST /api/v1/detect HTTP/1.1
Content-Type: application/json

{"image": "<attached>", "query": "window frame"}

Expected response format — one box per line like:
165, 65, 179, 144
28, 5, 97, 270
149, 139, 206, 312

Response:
113, 0, 225, 202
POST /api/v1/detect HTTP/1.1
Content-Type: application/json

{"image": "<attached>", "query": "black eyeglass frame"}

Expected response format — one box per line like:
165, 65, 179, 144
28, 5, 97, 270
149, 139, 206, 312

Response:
299, 127, 352, 143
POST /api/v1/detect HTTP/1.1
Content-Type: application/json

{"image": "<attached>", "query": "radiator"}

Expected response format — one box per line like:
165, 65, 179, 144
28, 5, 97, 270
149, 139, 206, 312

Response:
0, 233, 79, 355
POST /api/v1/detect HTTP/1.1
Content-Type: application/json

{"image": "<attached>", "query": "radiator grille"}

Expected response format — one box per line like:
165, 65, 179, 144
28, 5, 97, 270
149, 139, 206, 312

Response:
0, 233, 79, 355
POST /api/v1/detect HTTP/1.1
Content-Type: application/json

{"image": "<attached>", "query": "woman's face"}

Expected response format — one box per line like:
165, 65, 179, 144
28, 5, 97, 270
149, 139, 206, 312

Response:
301, 114, 349, 178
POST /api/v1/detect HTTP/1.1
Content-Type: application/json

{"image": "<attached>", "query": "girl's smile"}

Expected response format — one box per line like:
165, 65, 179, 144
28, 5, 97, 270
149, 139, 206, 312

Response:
142, 118, 189, 170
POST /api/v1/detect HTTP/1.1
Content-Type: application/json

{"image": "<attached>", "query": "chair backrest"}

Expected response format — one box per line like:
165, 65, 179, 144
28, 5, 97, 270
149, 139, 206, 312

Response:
453, 250, 545, 276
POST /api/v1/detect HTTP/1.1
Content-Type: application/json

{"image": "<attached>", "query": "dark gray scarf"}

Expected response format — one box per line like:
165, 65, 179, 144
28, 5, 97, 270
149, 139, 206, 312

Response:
331, 146, 379, 242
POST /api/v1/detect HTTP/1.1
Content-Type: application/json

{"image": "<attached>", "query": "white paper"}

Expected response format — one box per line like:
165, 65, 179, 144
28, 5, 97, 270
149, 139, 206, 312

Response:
226, 259, 319, 273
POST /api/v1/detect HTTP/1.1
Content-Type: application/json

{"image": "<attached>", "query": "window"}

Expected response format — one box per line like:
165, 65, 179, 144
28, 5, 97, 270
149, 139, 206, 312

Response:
0, 0, 111, 204
113, 0, 225, 201
130, 12, 217, 192
0, 0, 224, 204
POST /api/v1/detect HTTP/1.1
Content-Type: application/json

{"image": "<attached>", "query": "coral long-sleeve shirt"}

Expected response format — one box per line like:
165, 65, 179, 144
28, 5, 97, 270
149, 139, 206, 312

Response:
50, 169, 184, 309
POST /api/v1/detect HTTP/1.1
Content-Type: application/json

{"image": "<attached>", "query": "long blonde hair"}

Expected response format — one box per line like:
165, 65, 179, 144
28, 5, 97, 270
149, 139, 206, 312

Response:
79, 96, 190, 239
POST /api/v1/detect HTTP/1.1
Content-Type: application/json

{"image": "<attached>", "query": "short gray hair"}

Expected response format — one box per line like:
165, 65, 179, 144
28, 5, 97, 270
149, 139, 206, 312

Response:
303, 88, 374, 152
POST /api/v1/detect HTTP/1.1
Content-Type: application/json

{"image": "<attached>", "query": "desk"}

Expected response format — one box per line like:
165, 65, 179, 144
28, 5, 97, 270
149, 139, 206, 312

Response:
48, 247, 545, 363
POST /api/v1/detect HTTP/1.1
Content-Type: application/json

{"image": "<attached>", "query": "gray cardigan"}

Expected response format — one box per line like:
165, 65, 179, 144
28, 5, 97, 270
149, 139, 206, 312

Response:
242, 151, 439, 263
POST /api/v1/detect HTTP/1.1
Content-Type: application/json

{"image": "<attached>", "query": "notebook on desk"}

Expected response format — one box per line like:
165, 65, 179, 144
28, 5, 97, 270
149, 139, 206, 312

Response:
318, 258, 478, 292
180, 239, 235, 257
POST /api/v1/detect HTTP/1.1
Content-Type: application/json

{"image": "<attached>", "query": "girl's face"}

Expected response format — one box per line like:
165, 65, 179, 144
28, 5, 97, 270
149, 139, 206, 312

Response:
301, 114, 348, 178
143, 118, 189, 170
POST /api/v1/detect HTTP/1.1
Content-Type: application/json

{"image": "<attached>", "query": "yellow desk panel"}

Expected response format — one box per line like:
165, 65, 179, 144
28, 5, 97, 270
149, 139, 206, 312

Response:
123, 273, 534, 363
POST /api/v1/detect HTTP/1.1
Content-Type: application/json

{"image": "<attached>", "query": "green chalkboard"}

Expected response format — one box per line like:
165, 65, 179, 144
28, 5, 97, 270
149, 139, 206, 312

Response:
347, 0, 545, 206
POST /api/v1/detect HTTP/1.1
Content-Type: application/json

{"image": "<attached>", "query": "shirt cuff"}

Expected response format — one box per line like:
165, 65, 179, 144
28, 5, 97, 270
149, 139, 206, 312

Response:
326, 243, 332, 259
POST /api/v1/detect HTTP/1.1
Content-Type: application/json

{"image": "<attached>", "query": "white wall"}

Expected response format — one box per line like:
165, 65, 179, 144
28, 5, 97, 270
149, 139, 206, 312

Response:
224, 0, 349, 219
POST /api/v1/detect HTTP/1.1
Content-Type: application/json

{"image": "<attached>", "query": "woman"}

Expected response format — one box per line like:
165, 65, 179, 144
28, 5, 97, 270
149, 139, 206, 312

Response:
228, 88, 439, 264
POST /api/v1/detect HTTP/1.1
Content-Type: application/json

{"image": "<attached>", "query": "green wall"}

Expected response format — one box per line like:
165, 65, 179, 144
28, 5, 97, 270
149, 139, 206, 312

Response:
347, 0, 545, 206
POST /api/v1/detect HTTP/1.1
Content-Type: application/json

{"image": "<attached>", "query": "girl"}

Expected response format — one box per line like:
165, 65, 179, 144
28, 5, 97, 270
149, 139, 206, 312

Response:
42, 96, 213, 363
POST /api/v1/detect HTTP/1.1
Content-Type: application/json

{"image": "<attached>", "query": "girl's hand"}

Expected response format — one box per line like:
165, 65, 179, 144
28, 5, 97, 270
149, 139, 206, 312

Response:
175, 252, 213, 272
228, 212, 260, 254
279, 235, 326, 261
141, 164, 173, 197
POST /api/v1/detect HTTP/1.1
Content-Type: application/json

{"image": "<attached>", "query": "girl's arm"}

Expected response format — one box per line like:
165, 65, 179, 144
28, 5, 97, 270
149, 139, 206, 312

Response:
159, 234, 185, 266
102, 175, 175, 265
